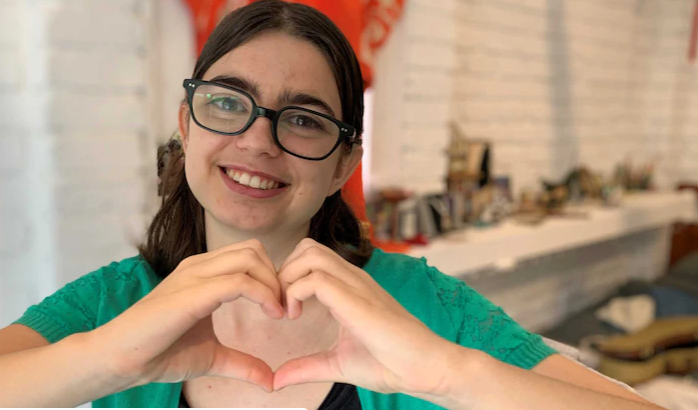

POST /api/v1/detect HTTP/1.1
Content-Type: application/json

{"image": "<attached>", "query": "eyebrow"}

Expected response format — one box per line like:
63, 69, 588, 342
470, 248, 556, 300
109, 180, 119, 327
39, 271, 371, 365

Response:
279, 90, 336, 118
209, 74, 336, 118
210, 75, 262, 98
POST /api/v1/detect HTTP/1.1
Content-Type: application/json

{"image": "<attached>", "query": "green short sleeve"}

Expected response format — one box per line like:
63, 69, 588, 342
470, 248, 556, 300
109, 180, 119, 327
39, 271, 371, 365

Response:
426, 266, 557, 369
12, 268, 105, 343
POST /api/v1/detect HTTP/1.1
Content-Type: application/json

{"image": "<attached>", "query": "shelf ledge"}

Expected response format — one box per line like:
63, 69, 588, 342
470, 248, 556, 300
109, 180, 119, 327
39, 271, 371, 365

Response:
408, 191, 698, 277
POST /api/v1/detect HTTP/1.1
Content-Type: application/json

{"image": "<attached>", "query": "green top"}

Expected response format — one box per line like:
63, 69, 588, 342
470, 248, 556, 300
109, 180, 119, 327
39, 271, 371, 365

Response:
14, 249, 556, 408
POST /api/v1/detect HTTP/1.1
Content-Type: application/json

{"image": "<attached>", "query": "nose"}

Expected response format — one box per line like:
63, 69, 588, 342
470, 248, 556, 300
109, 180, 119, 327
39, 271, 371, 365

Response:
234, 115, 282, 157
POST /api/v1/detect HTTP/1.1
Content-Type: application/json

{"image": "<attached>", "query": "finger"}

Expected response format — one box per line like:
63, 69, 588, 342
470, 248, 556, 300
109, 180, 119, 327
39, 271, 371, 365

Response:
189, 248, 281, 302
279, 237, 322, 271
223, 239, 276, 272
209, 344, 275, 392
181, 239, 275, 272
125, 275, 284, 352
278, 246, 366, 295
285, 271, 360, 325
187, 274, 285, 320
117, 274, 284, 368
273, 350, 342, 390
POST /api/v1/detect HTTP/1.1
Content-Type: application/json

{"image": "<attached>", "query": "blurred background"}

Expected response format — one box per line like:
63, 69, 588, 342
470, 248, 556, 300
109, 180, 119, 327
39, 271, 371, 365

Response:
2, 0, 698, 406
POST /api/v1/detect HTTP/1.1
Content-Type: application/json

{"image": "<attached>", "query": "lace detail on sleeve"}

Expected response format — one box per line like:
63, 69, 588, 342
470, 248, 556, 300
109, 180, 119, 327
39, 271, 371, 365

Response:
428, 265, 554, 367
13, 266, 107, 343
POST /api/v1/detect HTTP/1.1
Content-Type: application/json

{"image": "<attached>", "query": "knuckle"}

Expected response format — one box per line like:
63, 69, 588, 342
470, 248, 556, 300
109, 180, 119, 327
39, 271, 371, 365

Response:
277, 272, 290, 285
245, 239, 264, 251
230, 272, 250, 285
238, 247, 259, 260
300, 238, 318, 247
222, 248, 256, 266
233, 274, 259, 292
304, 245, 324, 258
243, 361, 256, 383
178, 253, 201, 270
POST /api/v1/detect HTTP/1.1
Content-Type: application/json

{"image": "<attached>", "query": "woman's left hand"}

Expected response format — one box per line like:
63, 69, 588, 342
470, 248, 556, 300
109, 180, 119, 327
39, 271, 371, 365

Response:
273, 238, 457, 396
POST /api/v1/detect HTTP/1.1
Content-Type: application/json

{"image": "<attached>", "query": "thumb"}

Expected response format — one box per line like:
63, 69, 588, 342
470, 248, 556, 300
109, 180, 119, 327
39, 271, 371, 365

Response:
208, 345, 275, 392
273, 350, 343, 391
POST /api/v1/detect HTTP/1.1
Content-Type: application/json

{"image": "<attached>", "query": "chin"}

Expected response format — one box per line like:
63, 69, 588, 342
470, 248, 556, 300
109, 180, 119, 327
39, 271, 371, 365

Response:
214, 210, 280, 234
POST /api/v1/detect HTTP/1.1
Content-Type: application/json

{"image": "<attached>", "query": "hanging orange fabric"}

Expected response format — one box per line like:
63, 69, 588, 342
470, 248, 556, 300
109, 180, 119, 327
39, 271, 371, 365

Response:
182, 0, 405, 85
182, 0, 405, 228
183, 0, 250, 57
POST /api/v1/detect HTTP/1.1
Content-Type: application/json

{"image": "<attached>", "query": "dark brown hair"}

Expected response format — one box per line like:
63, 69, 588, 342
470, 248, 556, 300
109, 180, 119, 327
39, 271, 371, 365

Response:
139, 0, 373, 278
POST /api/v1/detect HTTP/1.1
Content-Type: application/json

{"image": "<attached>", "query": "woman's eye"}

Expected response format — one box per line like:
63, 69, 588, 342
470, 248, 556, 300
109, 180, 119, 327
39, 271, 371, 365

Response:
209, 96, 244, 112
288, 115, 322, 130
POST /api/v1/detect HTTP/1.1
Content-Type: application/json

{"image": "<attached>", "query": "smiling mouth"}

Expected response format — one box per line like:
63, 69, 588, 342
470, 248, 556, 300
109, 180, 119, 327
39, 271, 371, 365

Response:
220, 167, 288, 190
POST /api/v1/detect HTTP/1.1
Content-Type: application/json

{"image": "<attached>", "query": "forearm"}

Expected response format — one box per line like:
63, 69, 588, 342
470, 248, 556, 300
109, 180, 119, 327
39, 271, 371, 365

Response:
0, 332, 136, 407
416, 348, 664, 410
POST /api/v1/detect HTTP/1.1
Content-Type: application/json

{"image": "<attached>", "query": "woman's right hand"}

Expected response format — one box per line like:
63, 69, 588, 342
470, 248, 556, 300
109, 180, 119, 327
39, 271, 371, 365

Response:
88, 239, 283, 392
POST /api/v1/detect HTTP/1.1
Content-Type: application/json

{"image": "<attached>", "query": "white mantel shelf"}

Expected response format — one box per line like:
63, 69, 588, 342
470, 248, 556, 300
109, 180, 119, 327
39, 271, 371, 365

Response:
408, 191, 698, 277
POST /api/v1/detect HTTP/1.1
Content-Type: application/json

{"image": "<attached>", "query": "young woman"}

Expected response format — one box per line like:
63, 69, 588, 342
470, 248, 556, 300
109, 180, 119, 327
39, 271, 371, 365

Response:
0, 1, 663, 409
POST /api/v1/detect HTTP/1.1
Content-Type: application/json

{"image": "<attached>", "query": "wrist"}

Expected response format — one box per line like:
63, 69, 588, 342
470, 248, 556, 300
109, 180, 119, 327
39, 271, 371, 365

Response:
74, 330, 144, 392
410, 342, 490, 410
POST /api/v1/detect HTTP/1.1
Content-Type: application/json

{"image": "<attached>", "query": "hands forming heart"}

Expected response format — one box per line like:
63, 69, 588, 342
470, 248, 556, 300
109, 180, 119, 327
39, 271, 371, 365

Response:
271, 238, 453, 396
93, 238, 456, 400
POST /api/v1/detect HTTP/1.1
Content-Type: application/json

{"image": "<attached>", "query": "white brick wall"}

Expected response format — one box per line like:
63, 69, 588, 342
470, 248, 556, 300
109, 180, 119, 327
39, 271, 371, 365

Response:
371, 0, 698, 195
0, 0, 157, 327
369, 0, 696, 331
367, 0, 457, 194
453, 0, 692, 194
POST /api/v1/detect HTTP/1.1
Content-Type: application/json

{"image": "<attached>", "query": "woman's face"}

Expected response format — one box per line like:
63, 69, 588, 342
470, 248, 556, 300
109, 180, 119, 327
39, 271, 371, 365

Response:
180, 31, 362, 235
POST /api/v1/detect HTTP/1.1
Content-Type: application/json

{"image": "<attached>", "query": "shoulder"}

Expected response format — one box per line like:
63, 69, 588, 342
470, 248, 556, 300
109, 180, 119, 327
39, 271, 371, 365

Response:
32, 255, 157, 305
364, 248, 472, 306
363, 248, 430, 277
13, 255, 162, 343
54, 254, 162, 319
96, 255, 162, 290
363, 249, 434, 292
89, 255, 163, 311
62, 255, 161, 296
363, 249, 470, 337
72, 255, 162, 326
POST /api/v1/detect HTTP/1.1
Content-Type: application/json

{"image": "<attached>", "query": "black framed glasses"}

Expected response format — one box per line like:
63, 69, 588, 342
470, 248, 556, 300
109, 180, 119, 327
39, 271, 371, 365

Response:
183, 79, 359, 161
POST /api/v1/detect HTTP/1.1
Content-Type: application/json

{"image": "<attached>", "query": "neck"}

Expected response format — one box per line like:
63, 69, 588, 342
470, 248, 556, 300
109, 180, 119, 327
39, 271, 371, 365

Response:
204, 212, 310, 269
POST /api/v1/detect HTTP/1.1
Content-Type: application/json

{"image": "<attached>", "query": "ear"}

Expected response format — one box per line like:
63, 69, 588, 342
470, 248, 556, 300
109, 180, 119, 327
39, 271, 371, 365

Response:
178, 102, 190, 153
327, 145, 363, 197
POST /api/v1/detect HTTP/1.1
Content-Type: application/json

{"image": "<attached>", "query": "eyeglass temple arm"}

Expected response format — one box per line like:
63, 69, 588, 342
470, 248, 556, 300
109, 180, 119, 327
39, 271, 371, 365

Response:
351, 135, 362, 145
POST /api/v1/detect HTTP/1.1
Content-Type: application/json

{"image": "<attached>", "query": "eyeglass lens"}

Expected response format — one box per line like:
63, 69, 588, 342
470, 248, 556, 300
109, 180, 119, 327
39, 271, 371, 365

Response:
191, 83, 341, 159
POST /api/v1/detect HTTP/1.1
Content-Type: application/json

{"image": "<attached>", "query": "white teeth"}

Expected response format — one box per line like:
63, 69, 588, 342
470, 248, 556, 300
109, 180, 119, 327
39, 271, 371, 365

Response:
226, 168, 283, 190
227, 169, 242, 182
238, 172, 251, 186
